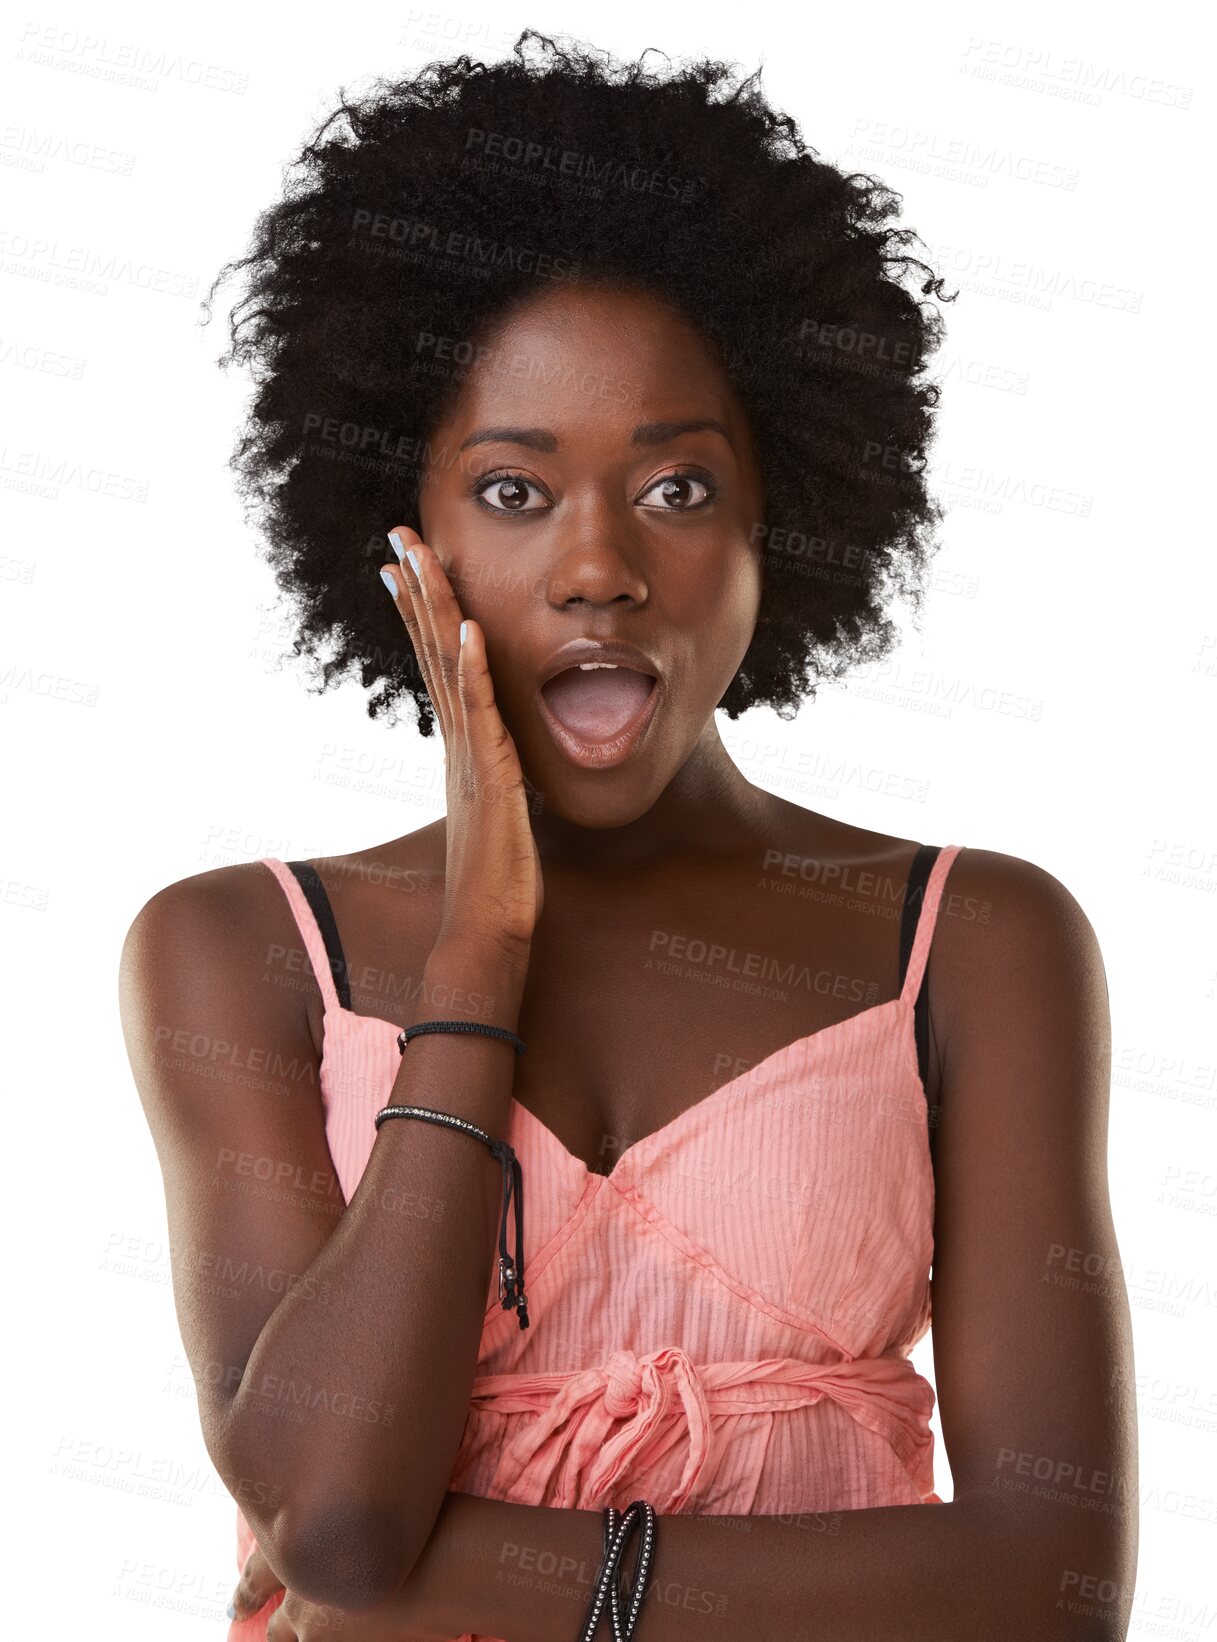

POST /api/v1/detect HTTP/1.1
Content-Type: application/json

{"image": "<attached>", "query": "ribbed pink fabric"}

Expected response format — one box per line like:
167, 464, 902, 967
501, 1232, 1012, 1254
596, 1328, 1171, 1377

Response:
228, 844, 963, 1640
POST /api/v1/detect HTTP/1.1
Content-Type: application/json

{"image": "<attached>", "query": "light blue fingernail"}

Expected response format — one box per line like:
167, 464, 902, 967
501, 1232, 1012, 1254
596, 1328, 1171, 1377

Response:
387, 531, 406, 562
459, 620, 467, 646
405, 548, 420, 576
379, 567, 398, 596
226, 1602, 237, 1618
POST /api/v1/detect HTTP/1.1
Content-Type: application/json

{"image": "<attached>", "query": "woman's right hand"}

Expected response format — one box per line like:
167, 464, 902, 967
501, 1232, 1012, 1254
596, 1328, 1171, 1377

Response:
382, 525, 544, 963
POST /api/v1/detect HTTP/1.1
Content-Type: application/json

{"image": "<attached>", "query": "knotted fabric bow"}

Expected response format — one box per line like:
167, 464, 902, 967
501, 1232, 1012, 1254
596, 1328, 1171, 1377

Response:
467, 1343, 937, 1512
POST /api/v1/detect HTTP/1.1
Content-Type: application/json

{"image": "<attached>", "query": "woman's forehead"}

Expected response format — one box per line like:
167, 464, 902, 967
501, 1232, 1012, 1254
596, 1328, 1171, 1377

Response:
429, 282, 744, 441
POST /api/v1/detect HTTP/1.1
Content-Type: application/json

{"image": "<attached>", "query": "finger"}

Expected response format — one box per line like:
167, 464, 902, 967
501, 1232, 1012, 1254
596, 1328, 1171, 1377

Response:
456, 619, 530, 825
456, 618, 508, 756
382, 525, 450, 732
384, 532, 440, 725
228, 1542, 285, 1621
397, 530, 463, 730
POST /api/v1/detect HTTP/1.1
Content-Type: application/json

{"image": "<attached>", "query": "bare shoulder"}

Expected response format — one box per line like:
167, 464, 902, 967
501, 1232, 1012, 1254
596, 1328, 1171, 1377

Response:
928, 845, 1111, 1098
121, 847, 335, 994
939, 842, 1099, 924
124, 821, 447, 973
121, 823, 450, 1073
118, 856, 320, 1105
121, 857, 286, 988
934, 844, 1107, 988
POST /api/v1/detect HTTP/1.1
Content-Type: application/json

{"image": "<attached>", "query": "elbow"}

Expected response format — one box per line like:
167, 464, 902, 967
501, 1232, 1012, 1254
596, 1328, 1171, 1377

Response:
1046, 1590, 1133, 1642
210, 1407, 428, 1609
276, 1502, 425, 1612
1049, 1622, 1126, 1642
955, 1488, 1135, 1642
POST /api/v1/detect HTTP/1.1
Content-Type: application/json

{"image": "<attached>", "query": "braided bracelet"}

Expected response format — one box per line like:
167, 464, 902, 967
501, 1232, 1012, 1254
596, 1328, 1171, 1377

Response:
375, 1018, 529, 1329
397, 1018, 525, 1055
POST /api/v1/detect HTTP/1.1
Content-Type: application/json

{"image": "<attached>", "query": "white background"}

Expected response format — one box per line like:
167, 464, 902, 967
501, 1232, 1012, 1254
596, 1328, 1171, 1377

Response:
3, 0, 1212, 1636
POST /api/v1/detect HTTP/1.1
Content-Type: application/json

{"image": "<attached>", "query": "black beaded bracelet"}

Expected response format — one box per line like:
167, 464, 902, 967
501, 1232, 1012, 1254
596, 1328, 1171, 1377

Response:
372, 1105, 529, 1329
579, 1500, 657, 1641
608, 1502, 656, 1641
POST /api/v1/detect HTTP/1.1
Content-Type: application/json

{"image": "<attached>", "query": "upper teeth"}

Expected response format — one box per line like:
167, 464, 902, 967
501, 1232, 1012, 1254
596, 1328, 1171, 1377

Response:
578, 662, 619, 669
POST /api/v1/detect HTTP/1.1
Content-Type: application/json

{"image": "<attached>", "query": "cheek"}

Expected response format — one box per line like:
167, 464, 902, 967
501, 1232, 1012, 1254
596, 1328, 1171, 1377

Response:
449, 548, 515, 629
682, 555, 761, 655
458, 576, 540, 704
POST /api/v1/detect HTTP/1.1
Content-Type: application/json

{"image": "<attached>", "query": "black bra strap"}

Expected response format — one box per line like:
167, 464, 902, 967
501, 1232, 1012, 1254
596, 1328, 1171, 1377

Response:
897, 843, 941, 1113
286, 860, 352, 1011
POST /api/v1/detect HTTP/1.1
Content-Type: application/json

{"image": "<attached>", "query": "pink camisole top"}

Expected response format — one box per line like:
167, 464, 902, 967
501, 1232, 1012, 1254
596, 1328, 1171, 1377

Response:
227, 842, 964, 1640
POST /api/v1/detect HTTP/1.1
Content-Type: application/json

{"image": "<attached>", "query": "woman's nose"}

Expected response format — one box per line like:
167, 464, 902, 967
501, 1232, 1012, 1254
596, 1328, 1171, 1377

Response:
544, 538, 649, 609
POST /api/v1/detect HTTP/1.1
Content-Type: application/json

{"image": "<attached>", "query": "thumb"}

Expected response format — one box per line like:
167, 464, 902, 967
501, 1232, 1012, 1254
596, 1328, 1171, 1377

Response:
228, 1542, 285, 1621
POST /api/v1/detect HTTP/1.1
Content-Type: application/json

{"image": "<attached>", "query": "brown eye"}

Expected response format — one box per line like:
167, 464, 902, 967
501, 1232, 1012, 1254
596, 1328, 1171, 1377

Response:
472, 473, 550, 514
639, 471, 717, 510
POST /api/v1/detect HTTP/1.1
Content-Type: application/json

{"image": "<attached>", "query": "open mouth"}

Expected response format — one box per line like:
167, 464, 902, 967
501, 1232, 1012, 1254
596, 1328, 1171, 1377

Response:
536, 660, 662, 769
540, 662, 657, 743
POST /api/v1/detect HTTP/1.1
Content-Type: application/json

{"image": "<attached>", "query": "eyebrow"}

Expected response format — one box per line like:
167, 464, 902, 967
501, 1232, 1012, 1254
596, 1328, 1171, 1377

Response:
457, 419, 733, 454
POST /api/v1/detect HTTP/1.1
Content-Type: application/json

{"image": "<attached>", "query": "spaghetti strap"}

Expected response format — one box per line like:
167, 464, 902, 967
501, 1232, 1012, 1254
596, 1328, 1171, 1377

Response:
898, 843, 964, 1008
256, 857, 350, 1016
897, 844, 939, 999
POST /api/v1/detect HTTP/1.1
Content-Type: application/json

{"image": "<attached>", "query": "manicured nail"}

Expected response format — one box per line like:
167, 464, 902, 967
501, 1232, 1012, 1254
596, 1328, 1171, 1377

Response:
387, 531, 406, 562
379, 567, 398, 596
226, 1602, 237, 1618
459, 621, 467, 646
405, 548, 420, 577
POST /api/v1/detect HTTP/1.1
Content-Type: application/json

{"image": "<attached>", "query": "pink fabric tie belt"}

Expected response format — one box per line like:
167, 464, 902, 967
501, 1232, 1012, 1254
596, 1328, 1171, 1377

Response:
466, 1344, 937, 1512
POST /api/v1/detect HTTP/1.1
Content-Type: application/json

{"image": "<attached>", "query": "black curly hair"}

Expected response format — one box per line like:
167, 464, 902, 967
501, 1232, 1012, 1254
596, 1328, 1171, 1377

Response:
202, 28, 955, 737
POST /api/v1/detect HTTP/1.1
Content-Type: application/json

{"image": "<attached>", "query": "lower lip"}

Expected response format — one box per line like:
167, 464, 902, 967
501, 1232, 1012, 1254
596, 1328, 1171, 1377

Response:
536, 674, 662, 771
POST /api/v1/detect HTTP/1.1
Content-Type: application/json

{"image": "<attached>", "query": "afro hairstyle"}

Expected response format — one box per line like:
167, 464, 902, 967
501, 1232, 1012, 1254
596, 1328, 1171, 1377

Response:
203, 28, 955, 735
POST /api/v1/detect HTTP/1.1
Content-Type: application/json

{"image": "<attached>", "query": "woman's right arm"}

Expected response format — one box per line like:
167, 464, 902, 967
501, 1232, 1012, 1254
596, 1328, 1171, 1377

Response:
120, 862, 530, 1612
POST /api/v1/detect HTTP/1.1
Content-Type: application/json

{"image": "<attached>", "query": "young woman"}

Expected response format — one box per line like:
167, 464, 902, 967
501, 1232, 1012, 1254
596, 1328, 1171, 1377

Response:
120, 31, 1137, 1642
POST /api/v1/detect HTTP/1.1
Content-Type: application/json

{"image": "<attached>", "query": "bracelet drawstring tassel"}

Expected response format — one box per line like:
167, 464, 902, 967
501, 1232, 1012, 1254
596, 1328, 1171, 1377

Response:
490, 1138, 529, 1328
374, 1017, 530, 1330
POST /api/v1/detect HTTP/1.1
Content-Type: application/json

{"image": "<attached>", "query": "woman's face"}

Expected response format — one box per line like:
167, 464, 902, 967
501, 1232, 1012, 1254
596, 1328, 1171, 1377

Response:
418, 280, 766, 828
